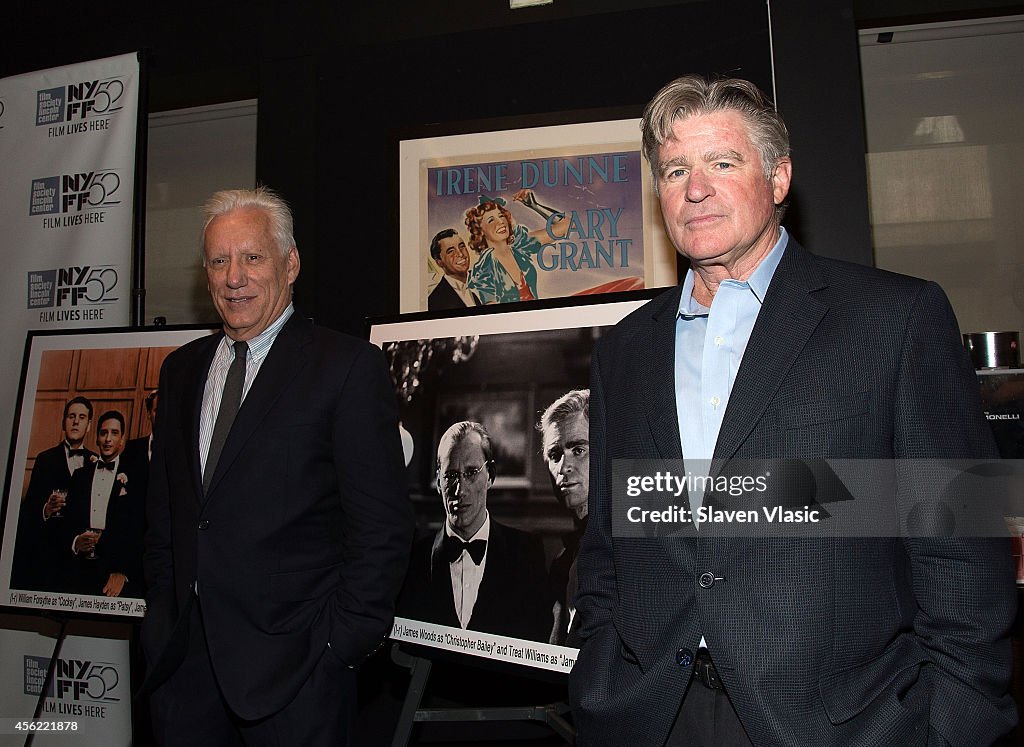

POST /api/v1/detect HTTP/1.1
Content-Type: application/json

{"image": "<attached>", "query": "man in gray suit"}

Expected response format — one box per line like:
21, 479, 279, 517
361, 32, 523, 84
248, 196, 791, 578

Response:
569, 74, 1016, 746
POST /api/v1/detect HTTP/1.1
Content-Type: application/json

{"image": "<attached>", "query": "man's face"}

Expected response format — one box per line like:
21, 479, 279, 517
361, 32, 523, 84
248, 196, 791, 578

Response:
655, 110, 791, 272
543, 411, 590, 522
96, 418, 124, 460
204, 207, 299, 342
437, 234, 471, 280
63, 403, 91, 448
438, 431, 489, 539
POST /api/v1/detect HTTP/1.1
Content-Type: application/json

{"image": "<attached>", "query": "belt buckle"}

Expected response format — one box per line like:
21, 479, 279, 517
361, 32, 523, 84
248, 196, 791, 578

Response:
694, 651, 723, 690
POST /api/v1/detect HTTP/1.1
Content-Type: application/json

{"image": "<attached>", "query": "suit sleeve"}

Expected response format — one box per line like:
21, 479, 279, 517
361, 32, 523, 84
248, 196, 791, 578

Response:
327, 342, 414, 664
141, 359, 175, 663
896, 281, 1017, 744
573, 340, 618, 642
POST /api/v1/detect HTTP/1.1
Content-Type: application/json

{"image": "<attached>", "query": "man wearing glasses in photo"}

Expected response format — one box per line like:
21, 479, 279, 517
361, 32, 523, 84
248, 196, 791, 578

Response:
399, 420, 550, 641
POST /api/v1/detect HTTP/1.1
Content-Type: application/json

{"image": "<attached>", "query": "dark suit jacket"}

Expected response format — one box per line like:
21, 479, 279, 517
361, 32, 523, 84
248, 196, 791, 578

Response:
141, 313, 414, 721
548, 528, 582, 647
399, 517, 551, 642
569, 240, 1017, 746
59, 456, 145, 597
122, 435, 151, 482
428, 277, 480, 312
11, 443, 94, 591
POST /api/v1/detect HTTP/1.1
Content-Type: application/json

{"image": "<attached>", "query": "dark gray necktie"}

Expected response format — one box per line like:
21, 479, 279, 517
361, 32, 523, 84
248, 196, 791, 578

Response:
204, 340, 247, 494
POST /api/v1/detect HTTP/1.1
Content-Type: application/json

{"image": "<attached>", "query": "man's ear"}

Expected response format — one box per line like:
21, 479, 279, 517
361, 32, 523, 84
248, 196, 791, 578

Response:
485, 459, 496, 485
771, 158, 792, 205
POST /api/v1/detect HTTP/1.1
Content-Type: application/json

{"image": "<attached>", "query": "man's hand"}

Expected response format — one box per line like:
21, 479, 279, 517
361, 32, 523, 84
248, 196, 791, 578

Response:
103, 573, 127, 597
73, 530, 100, 555
43, 489, 67, 520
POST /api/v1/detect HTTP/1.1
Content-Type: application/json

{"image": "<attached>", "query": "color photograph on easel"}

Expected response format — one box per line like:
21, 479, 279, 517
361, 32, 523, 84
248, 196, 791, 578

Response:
0, 326, 215, 620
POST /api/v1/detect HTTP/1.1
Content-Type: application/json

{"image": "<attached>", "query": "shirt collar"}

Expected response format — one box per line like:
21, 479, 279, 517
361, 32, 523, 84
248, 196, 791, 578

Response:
677, 227, 789, 317
223, 303, 294, 364
445, 511, 491, 543
444, 275, 468, 292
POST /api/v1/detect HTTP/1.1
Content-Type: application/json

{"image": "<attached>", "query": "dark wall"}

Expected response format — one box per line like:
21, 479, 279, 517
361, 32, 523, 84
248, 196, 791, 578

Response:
4, 0, 1014, 335
314, 0, 773, 334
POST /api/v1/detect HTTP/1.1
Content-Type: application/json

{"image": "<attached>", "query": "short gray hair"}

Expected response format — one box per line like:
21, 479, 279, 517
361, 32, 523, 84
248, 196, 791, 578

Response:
641, 75, 790, 191
201, 185, 296, 261
537, 389, 590, 437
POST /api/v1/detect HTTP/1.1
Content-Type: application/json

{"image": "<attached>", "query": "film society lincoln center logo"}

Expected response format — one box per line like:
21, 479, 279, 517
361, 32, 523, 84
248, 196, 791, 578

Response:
24, 654, 120, 718
36, 76, 126, 136
26, 170, 122, 323
27, 263, 118, 324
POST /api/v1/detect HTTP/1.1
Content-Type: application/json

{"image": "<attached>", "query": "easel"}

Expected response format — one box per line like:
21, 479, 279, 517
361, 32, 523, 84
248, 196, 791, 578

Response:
25, 613, 69, 747
389, 643, 576, 746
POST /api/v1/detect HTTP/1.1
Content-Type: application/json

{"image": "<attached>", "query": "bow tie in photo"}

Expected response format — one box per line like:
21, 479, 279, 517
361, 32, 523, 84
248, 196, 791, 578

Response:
96, 460, 116, 471
444, 535, 486, 565
68, 449, 87, 457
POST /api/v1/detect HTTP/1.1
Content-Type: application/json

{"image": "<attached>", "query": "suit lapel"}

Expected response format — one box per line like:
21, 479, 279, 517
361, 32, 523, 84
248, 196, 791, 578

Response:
712, 240, 829, 465
204, 314, 312, 499
186, 335, 220, 505
644, 286, 684, 461
429, 530, 460, 626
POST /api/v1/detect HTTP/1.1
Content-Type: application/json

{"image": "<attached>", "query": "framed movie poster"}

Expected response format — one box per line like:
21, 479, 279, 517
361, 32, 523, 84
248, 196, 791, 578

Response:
398, 117, 677, 313
0, 325, 216, 620
369, 292, 656, 672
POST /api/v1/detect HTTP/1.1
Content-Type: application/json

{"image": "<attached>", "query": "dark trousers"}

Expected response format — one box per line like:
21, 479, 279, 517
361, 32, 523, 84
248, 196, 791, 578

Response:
149, 601, 355, 746
665, 677, 754, 747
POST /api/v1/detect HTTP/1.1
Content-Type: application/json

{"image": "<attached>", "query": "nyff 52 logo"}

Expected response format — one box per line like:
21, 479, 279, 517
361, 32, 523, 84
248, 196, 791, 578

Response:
28, 266, 119, 309
23, 656, 121, 702
29, 172, 121, 215
36, 77, 125, 126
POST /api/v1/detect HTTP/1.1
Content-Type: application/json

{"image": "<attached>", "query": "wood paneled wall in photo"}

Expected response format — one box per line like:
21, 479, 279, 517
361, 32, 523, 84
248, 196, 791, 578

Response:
20, 346, 174, 498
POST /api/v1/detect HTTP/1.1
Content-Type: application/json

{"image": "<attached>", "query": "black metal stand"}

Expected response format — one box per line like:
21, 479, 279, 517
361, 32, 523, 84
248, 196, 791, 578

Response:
389, 643, 575, 746
25, 614, 69, 747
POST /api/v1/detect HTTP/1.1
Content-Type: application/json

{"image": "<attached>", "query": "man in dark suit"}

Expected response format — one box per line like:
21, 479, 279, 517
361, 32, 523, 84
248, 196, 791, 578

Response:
569, 75, 1017, 746
427, 228, 480, 311
141, 186, 413, 746
11, 395, 95, 591
400, 421, 550, 641
122, 389, 157, 482
538, 389, 589, 647
59, 410, 144, 598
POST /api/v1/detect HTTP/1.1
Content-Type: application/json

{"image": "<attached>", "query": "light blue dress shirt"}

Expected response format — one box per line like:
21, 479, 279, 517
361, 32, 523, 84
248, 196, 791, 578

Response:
674, 228, 789, 520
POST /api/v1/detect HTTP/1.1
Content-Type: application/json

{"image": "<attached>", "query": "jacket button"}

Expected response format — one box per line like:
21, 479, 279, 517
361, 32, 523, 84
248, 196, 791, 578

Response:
698, 572, 716, 588
676, 648, 694, 667
198, 520, 209, 530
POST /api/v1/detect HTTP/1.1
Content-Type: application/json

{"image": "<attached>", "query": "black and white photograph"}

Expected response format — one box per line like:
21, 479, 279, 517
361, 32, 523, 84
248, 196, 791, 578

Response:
369, 297, 650, 672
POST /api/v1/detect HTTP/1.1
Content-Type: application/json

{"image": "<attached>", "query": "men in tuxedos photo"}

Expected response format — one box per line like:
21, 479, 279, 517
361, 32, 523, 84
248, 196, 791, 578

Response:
538, 389, 589, 647
427, 228, 481, 311
11, 396, 95, 591
400, 421, 551, 641
59, 410, 143, 598
569, 75, 1017, 746
141, 187, 413, 746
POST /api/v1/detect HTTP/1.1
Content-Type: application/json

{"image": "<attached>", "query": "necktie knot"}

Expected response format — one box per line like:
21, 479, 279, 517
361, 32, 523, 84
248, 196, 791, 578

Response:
444, 535, 486, 565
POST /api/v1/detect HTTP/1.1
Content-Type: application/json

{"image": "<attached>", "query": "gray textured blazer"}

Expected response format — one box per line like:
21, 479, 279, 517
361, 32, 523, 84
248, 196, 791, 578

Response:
569, 239, 1017, 746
